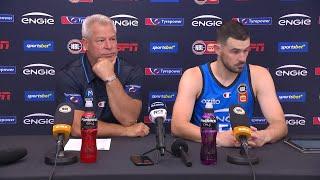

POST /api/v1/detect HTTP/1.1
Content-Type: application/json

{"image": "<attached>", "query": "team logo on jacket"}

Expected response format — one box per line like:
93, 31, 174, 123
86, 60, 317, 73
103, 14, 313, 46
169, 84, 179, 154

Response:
64, 93, 82, 105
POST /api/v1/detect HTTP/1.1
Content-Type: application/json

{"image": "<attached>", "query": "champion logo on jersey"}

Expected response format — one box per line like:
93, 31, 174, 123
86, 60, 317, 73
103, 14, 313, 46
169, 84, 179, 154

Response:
223, 92, 231, 98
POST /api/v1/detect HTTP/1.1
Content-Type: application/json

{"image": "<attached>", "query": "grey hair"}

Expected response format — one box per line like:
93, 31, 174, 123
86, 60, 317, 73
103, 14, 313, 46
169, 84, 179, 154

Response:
82, 14, 117, 38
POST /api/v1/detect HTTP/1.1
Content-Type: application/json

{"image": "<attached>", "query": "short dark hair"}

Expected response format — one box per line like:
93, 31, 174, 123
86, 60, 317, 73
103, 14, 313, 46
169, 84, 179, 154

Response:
216, 20, 250, 44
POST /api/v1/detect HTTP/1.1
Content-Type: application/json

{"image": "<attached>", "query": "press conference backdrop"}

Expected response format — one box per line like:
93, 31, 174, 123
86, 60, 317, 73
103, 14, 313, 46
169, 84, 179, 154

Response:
0, 0, 319, 135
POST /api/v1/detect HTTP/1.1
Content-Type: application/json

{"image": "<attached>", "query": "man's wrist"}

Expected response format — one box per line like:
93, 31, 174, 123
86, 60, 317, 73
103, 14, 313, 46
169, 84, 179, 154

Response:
104, 74, 117, 85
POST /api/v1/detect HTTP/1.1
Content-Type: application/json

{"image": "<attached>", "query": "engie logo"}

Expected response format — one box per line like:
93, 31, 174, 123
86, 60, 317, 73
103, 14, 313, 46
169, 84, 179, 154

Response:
21, 12, 55, 25
232, 17, 272, 25
277, 92, 306, 102
285, 114, 306, 126
118, 43, 138, 52
192, 40, 216, 55
23, 113, 54, 125
278, 13, 311, 26
275, 65, 308, 77
149, 92, 177, 102
0, 14, 14, 23
145, 18, 184, 26
0, 116, 16, 124
278, 42, 308, 53
145, 68, 182, 76
0, 66, 16, 74
24, 91, 55, 102
194, 0, 219, 5
23, 63, 55, 76
0, 40, 9, 50
191, 15, 222, 27
68, 39, 84, 54
61, 16, 85, 24
251, 117, 267, 125
0, 91, 11, 101
24, 40, 54, 52
150, 42, 178, 53
110, 14, 139, 27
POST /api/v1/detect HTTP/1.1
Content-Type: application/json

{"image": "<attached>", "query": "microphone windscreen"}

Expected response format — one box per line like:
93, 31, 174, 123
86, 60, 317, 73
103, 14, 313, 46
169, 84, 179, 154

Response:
0, 147, 27, 165
171, 139, 188, 157
229, 104, 249, 128
54, 103, 75, 125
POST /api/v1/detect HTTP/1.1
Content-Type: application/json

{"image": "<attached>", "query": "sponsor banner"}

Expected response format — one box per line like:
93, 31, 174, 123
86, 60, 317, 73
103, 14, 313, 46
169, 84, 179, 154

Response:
192, 40, 216, 55
0, 91, 11, 101
21, 12, 55, 25
24, 91, 55, 102
118, 43, 138, 52
24, 40, 54, 52
250, 43, 265, 52
145, 68, 182, 76
0, 66, 16, 74
61, 16, 85, 24
0, 14, 14, 23
315, 67, 320, 76
0, 116, 17, 124
110, 14, 139, 27
232, 17, 272, 25
69, 0, 93, 3
145, 18, 184, 26
285, 114, 306, 126
68, 39, 85, 54
275, 65, 308, 77
251, 117, 267, 125
0, 40, 9, 50
149, 91, 177, 102
278, 42, 308, 52
23, 63, 55, 76
313, 117, 320, 125
277, 92, 306, 102
23, 113, 54, 125
278, 13, 311, 26
194, 0, 219, 5
150, 42, 178, 53
150, 0, 179, 2
191, 15, 222, 27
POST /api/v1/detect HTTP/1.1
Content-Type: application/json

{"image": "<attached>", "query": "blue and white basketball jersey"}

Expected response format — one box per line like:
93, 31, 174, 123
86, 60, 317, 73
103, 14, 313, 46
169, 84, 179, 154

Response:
191, 63, 255, 132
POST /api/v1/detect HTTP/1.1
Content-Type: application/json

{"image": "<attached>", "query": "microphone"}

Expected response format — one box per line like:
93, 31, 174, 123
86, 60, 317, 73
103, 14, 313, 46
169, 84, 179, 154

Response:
227, 104, 259, 165
171, 139, 192, 167
0, 147, 27, 165
149, 100, 167, 156
45, 103, 78, 165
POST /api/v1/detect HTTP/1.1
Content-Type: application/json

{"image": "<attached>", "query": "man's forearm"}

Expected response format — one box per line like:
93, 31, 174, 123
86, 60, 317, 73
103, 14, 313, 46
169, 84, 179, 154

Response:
263, 122, 288, 143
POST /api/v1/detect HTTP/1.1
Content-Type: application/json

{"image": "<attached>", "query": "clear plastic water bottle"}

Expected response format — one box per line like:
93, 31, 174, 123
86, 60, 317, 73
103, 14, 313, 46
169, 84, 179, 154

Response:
200, 102, 217, 165
80, 100, 98, 163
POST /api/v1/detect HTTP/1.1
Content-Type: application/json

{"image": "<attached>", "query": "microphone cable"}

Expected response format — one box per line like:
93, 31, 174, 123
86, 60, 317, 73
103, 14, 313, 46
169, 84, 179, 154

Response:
48, 144, 59, 180
242, 142, 256, 180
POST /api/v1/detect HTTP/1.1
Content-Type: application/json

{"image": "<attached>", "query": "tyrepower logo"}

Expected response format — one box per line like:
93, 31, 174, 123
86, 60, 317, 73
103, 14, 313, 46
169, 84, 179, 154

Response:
313, 117, 320, 125
315, 67, 320, 76
145, 68, 182, 76
194, 0, 219, 5
250, 43, 265, 52
0, 116, 16, 125
0, 40, 9, 50
0, 14, 14, 23
69, 0, 93, 3
24, 40, 54, 52
285, 114, 306, 126
191, 15, 222, 27
192, 40, 216, 55
0, 91, 11, 101
61, 16, 85, 24
232, 17, 272, 25
118, 43, 138, 52
149, 42, 178, 53
250, 117, 267, 125
0, 66, 16, 74
278, 13, 311, 26
149, 91, 177, 102
23, 63, 55, 76
24, 91, 55, 102
278, 42, 308, 53
23, 113, 54, 125
68, 39, 85, 54
21, 12, 55, 25
275, 65, 308, 77
110, 14, 139, 27
277, 92, 306, 102
145, 18, 184, 26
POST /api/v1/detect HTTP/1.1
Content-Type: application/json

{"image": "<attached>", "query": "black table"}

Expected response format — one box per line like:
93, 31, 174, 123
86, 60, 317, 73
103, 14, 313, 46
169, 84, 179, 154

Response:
0, 135, 320, 180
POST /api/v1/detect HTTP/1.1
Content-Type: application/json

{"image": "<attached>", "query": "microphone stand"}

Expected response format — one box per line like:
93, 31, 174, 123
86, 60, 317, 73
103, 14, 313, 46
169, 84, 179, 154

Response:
227, 138, 259, 165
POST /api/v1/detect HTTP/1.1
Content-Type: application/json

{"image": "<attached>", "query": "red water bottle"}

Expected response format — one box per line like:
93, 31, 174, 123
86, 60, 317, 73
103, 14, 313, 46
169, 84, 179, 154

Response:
80, 100, 98, 163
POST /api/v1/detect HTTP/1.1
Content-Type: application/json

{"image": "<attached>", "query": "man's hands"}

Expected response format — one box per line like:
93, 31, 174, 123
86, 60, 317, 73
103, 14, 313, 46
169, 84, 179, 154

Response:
92, 57, 116, 82
247, 126, 270, 148
217, 130, 240, 147
125, 122, 150, 137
